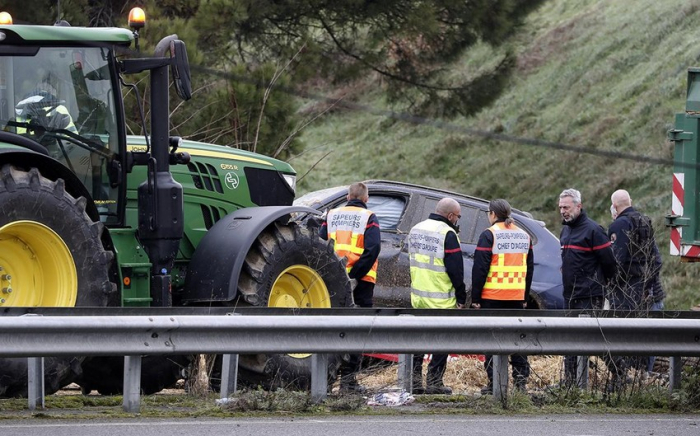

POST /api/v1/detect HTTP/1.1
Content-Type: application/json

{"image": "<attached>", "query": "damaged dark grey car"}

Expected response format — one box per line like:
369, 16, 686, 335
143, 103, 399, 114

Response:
295, 180, 564, 309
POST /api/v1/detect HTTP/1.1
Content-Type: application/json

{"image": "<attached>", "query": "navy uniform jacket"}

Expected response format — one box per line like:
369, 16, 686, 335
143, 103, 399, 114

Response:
608, 206, 664, 308
560, 209, 616, 302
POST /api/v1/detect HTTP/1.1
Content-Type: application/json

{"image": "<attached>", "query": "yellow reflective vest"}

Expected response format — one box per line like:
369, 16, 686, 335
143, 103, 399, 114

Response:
481, 222, 530, 300
326, 206, 378, 283
14, 93, 78, 136
408, 219, 458, 309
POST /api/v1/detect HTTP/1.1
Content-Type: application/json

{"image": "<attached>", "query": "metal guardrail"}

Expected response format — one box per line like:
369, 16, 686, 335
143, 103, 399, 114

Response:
1, 313, 698, 411
3, 314, 700, 356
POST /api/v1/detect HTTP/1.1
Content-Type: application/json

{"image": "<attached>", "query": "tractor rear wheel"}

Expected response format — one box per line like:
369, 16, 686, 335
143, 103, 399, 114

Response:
0, 164, 116, 397
234, 221, 352, 389
76, 355, 191, 395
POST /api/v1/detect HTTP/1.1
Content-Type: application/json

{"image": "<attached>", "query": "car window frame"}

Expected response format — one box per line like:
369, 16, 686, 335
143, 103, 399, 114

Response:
322, 189, 410, 234
472, 208, 540, 247
418, 195, 485, 245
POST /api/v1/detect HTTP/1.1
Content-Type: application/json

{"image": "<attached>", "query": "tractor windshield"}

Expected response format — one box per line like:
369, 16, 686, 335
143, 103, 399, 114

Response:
0, 46, 120, 221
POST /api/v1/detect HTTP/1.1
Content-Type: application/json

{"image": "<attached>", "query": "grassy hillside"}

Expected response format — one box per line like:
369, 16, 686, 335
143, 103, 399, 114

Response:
288, 0, 700, 309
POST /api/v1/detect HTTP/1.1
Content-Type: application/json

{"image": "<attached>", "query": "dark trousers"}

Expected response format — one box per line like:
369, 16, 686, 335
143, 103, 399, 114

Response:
340, 280, 374, 377
412, 353, 448, 387
352, 279, 374, 308
564, 296, 604, 383
481, 299, 530, 385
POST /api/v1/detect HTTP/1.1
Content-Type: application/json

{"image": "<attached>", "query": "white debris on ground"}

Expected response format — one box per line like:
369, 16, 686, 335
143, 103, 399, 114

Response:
366, 390, 414, 406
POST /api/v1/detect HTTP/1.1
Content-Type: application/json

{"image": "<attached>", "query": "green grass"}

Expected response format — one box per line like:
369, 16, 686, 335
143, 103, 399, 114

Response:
2, 382, 700, 418
289, 0, 700, 310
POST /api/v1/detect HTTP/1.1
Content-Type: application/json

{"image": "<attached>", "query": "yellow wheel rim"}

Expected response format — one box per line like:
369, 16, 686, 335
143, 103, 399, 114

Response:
268, 265, 330, 358
0, 221, 77, 307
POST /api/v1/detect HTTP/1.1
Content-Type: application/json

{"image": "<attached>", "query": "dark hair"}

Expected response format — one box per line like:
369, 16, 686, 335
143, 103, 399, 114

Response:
489, 199, 513, 226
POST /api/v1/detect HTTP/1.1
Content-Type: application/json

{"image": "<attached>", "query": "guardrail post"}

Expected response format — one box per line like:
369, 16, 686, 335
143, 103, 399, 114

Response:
310, 353, 329, 403
493, 354, 508, 401
398, 353, 413, 392
670, 355, 682, 392
576, 355, 589, 389
577, 313, 590, 389
220, 353, 239, 399
123, 355, 142, 413
27, 357, 44, 411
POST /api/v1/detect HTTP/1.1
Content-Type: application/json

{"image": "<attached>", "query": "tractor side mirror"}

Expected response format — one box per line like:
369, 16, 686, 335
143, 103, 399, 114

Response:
170, 39, 192, 101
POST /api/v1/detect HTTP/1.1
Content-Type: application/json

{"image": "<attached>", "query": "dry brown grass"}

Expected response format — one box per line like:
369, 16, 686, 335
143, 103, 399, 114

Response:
353, 354, 678, 396
355, 355, 564, 394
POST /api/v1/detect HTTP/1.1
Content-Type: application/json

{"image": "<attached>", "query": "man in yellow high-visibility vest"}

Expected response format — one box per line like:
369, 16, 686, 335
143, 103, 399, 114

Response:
320, 181, 381, 393
13, 80, 78, 157
408, 197, 467, 395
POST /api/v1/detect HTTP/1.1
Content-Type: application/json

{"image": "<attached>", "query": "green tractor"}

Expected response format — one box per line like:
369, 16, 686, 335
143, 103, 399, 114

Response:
0, 10, 351, 397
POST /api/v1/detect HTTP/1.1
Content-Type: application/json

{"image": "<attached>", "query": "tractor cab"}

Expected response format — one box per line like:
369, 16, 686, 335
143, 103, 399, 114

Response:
0, 27, 126, 223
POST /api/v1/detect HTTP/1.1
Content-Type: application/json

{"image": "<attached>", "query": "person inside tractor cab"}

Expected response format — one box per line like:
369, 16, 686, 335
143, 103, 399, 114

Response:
14, 77, 78, 157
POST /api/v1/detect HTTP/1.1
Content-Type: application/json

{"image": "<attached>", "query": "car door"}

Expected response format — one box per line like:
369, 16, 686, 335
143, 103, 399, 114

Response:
365, 190, 412, 306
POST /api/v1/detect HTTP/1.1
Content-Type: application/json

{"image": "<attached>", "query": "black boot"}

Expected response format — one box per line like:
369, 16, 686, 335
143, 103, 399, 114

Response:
412, 370, 425, 394
339, 374, 366, 394
425, 376, 452, 395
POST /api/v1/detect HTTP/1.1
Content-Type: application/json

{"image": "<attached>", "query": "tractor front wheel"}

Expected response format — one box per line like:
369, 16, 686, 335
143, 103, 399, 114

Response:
0, 165, 116, 397
235, 221, 352, 389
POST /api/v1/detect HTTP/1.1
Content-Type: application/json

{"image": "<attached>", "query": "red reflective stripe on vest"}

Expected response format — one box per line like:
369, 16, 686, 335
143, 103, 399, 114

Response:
327, 206, 378, 283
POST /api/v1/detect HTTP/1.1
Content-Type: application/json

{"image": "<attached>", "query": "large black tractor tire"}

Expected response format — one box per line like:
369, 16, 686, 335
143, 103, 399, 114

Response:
0, 165, 116, 398
76, 355, 191, 395
233, 221, 352, 390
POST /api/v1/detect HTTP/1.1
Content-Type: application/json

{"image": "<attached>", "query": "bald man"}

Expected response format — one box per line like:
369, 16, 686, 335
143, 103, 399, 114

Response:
609, 189, 664, 311
408, 197, 467, 395
609, 189, 665, 380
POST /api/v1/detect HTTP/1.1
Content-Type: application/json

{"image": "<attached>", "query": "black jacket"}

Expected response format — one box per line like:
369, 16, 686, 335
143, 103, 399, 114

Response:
471, 220, 534, 304
560, 209, 616, 302
320, 199, 381, 281
608, 206, 665, 307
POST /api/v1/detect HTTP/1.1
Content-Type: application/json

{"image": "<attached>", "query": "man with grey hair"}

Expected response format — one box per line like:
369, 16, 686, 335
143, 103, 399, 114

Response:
558, 188, 616, 386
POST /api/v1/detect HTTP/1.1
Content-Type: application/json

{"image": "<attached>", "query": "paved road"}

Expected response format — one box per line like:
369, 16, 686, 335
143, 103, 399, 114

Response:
0, 414, 698, 435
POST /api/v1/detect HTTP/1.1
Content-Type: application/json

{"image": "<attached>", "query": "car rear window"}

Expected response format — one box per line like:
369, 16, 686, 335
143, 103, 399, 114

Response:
324, 195, 406, 230
367, 195, 406, 230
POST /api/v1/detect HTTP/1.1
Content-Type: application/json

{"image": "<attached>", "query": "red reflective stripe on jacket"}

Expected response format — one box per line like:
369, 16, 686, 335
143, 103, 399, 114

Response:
563, 241, 611, 251
562, 244, 592, 251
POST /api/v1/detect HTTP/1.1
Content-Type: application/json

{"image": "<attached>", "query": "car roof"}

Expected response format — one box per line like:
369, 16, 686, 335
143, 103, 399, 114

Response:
294, 179, 558, 248
295, 180, 538, 221
364, 180, 533, 219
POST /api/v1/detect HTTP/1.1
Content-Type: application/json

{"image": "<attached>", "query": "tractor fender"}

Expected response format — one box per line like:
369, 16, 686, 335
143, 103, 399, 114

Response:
0, 147, 100, 221
181, 205, 322, 303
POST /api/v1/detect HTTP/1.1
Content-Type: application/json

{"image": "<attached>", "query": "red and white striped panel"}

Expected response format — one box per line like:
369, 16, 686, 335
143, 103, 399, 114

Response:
671, 172, 683, 255
672, 172, 700, 258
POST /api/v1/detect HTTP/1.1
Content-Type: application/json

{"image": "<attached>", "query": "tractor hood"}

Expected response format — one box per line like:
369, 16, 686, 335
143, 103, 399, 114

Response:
125, 136, 295, 174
